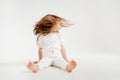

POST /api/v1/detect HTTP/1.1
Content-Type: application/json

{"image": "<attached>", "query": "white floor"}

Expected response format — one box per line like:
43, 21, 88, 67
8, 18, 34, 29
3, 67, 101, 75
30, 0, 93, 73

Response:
0, 54, 120, 80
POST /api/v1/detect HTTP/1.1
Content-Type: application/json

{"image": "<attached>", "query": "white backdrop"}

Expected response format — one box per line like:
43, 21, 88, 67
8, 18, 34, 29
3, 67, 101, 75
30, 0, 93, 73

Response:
0, 0, 120, 63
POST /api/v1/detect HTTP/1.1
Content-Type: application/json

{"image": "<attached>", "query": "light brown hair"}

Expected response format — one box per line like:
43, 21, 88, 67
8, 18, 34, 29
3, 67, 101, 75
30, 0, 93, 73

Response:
33, 14, 71, 35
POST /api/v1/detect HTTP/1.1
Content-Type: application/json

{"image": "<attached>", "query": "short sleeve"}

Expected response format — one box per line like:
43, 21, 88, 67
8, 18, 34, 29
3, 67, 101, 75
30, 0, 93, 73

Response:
57, 32, 64, 44
37, 35, 43, 48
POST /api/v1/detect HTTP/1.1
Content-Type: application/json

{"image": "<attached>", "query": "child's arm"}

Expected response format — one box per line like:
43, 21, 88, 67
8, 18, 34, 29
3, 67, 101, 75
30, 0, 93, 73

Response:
61, 44, 69, 63
33, 48, 42, 64
38, 48, 42, 60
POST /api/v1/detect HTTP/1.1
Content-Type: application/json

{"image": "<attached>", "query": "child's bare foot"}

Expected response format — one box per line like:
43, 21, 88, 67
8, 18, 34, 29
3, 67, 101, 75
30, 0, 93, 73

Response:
66, 60, 77, 72
27, 61, 39, 73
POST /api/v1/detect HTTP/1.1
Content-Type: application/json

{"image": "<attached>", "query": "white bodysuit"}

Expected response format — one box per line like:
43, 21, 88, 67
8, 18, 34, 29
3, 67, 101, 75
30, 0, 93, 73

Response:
37, 33, 68, 70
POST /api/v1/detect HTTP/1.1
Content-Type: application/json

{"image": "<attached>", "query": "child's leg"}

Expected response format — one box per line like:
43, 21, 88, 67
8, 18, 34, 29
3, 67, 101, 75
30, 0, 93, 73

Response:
27, 57, 52, 73
37, 57, 52, 70
27, 61, 39, 73
66, 60, 77, 72
53, 56, 68, 70
53, 57, 77, 72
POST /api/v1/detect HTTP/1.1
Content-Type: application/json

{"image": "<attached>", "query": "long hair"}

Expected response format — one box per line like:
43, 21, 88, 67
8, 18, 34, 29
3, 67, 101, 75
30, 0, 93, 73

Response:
33, 14, 71, 36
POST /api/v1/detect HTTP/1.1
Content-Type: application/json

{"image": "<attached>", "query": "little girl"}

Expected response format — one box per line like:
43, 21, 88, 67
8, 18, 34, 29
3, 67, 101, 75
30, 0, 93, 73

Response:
27, 14, 77, 73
